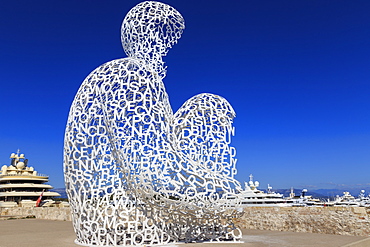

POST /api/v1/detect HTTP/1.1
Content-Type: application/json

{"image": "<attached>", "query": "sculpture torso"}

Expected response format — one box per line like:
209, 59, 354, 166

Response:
64, 1, 242, 246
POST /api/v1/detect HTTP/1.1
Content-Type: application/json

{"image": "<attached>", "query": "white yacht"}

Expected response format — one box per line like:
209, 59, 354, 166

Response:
227, 175, 293, 207
0, 151, 61, 207
329, 190, 370, 207
287, 188, 324, 207
358, 190, 370, 207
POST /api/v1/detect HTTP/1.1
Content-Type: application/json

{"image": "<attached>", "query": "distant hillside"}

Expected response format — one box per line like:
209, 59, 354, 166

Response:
311, 187, 370, 199
272, 187, 370, 200
273, 188, 328, 200
50, 188, 67, 198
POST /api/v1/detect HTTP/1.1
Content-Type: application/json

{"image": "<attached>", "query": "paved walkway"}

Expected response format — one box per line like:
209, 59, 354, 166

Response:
0, 219, 369, 247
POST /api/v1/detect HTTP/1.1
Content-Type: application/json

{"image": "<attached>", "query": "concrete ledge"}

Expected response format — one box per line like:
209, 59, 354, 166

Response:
342, 237, 370, 247
0, 220, 367, 247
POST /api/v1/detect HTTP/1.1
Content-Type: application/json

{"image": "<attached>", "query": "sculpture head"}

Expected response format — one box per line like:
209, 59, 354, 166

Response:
121, 1, 185, 63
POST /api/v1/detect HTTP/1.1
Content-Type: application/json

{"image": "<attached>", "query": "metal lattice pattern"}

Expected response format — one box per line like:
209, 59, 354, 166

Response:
64, 1, 242, 246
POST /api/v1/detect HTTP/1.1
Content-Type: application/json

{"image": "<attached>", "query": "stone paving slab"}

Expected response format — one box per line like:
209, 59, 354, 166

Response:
0, 219, 369, 247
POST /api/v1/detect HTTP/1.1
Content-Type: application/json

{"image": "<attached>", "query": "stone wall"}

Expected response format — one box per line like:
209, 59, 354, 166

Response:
234, 207, 370, 236
1, 206, 370, 237
0, 207, 72, 221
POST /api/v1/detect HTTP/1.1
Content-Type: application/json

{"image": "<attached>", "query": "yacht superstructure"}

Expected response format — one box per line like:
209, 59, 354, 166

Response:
0, 151, 61, 207
328, 190, 370, 207
227, 174, 293, 207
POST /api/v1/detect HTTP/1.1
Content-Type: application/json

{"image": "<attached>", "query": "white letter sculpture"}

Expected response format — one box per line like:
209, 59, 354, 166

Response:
64, 1, 242, 246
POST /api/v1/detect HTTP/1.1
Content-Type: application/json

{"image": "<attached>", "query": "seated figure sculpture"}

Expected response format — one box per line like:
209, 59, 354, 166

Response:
64, 1, 242, 246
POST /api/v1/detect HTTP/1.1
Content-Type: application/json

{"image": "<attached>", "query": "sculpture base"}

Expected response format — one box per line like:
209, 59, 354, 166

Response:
74, 239, 244, 247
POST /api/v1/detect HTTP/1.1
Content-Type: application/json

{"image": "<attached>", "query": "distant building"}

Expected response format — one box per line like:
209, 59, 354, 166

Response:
0, 151, 61, 207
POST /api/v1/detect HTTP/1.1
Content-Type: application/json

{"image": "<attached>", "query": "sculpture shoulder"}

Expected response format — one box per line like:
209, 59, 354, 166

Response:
83, 57, 149, 84
72, 57, 153, 98
175, 93, 236, 120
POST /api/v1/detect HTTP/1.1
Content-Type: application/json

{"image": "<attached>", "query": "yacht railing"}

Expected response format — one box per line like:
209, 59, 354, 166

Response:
0, 173, 48, 178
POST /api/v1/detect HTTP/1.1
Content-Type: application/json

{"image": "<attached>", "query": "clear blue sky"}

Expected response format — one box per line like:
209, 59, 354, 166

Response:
1, 0, 369, 190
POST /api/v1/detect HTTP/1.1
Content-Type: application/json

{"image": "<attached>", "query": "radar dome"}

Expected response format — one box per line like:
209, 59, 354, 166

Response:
16, 161, 25, 169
